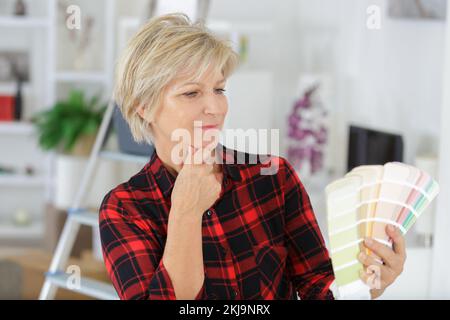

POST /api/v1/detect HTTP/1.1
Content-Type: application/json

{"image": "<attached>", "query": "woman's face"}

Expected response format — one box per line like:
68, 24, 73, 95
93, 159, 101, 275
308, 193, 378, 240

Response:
145, 65, 228, 154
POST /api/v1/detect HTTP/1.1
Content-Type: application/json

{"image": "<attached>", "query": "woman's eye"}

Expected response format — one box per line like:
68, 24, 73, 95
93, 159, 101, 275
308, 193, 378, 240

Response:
215, 88, 226, 94
184, 91, 198, 97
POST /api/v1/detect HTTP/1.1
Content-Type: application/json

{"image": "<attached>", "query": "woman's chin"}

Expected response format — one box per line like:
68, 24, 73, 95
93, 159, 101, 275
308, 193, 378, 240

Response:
191, 140, 219, 150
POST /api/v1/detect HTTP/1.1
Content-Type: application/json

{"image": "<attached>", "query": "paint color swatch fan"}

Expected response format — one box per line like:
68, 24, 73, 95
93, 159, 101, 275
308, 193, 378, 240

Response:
325, 162, 439, 299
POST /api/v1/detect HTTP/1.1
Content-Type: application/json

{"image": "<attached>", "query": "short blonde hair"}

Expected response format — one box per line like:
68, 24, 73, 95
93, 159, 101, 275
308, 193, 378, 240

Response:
114, 13, 240, 143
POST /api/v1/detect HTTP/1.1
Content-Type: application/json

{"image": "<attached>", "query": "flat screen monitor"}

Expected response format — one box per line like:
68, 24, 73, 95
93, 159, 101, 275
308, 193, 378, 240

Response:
347, 125, 404, 172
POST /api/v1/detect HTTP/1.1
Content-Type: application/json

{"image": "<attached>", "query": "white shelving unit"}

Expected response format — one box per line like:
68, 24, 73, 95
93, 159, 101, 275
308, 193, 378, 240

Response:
45, 0, 116, 211
0, 1, 54, 244
0, 122, 35, 135
54, 71, 109, 84
0, 0, 117, 247
0, 16, 49, 28
0, 222, 45, 239
0, 175, 45, 187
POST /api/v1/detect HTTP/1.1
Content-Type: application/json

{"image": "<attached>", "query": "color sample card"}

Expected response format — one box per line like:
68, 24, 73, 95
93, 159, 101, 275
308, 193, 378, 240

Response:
326, 162, 439, 299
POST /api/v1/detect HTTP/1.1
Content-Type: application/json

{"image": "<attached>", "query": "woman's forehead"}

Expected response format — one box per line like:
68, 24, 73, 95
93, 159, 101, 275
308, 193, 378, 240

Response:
171, 67, 225, 88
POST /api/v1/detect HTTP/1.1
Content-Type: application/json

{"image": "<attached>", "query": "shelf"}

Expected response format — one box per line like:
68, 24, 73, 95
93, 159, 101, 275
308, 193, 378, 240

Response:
0, 16, 49, 28
0, 222, 44, 239
99, 150, 150, 164
0, 174, 45, 187
55, 71, 108, 83
0, 122, 35, 135
0, 82, 31, 94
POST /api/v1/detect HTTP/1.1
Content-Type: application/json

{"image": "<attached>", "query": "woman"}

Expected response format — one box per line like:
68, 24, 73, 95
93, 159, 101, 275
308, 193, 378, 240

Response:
99, 13, 406, 300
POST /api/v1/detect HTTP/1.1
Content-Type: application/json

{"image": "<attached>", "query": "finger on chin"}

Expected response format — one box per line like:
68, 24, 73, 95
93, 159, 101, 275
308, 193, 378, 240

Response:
182, 144, 195, 165
200, 142, 216, 163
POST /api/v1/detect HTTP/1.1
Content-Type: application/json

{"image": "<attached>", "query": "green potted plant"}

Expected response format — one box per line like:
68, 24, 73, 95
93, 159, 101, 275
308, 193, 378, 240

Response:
32, 89, 106, 157
31, 89, 108, 209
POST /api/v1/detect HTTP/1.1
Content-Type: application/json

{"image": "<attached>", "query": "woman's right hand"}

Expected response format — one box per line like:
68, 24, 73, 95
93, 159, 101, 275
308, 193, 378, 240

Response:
170, 142, 223, 219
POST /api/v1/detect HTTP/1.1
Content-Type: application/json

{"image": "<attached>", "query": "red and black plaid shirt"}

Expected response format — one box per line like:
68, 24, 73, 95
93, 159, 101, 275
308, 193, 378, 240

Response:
99, 143, 335, 300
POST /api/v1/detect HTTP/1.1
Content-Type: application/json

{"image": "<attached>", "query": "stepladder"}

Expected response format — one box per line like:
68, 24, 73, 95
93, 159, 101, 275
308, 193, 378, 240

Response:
39, 99, 151, 300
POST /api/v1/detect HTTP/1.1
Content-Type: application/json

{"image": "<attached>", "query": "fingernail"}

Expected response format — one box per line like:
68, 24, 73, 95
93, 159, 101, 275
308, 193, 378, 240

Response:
365, 238, 373, 246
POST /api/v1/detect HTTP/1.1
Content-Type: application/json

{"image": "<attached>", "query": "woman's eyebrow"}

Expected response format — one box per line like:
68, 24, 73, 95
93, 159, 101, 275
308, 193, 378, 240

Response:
179, 78, 226, 87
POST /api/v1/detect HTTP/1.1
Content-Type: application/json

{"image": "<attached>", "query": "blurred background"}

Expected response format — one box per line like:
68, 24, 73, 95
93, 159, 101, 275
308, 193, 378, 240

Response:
0, 0, 449, 299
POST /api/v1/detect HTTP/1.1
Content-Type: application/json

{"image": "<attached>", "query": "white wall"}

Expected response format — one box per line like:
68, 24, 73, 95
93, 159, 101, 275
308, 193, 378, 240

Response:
213, 0, 444, 177
334, 0, 444, 175
430, 0, 450, 300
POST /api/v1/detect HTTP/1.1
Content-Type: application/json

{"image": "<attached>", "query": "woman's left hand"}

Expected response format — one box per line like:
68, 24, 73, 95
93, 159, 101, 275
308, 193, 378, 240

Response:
357, 224, 407, 299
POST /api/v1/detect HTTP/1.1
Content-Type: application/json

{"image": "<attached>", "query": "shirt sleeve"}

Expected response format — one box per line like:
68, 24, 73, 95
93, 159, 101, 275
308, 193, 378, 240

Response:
280, 157, 335, 300
99, 191, 207, 300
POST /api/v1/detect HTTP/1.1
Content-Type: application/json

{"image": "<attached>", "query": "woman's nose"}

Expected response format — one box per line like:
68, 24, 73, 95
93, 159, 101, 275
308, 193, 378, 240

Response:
204, 98, 226, 115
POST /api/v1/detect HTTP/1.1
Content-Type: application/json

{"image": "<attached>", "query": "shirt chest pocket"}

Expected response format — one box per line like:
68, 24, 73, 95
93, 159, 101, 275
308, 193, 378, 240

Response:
253, 244, 292, 299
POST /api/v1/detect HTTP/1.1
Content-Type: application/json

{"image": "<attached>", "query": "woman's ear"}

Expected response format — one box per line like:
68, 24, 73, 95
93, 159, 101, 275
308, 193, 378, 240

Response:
137, 106, 145, 119
137, 106, 154, 130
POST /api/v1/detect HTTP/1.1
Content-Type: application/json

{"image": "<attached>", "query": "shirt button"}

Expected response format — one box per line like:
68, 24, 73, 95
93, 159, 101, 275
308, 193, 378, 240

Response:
233, 288, 239, 298
206, 210, 212, 216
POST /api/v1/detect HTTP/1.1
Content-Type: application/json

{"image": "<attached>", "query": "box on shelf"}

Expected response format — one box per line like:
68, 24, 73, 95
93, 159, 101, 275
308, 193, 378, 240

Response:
0, 95, 15, 121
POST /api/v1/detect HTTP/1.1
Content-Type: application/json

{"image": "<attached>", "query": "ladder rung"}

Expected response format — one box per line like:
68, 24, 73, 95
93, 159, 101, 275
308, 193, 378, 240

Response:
46, 272, 119, 300
99, 150, 149, 164
69, 210, 99, 227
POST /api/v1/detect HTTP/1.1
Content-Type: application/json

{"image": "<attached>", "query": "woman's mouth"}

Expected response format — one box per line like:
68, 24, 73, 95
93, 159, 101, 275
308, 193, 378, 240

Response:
201, 125, 219, 130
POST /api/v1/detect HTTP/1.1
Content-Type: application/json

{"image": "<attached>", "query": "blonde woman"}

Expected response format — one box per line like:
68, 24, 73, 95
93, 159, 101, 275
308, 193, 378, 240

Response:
99, 13, 406, 300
